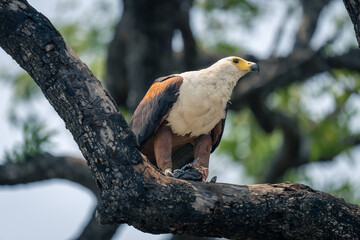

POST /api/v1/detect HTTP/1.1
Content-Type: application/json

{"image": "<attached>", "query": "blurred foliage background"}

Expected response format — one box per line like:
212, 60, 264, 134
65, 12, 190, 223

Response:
1, 0, 360, 239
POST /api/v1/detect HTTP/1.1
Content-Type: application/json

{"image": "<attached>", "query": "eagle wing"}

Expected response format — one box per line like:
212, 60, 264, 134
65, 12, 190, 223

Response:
211, 101, 230, 153
129, 75, 183, 149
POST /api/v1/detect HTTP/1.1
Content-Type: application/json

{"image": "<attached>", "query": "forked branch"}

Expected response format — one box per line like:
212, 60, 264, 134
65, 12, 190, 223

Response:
0, 1, 359, 239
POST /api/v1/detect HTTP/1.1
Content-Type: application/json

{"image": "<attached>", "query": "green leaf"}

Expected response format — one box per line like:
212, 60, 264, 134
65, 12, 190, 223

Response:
218, 110, 282, 180
4, 116, 56, 163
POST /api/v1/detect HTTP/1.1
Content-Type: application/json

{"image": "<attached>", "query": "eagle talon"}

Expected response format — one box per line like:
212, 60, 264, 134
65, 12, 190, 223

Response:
173, 165, 202, 181
172, 162, 209, 181
189, 157, 199, 168
209, 176, 217, 183
196, 166, 208, 181
164, 168, 173, 177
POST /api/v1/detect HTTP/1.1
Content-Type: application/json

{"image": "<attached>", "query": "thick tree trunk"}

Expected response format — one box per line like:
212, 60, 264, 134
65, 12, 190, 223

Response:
1, 1, 360, 239
106, 0, 196, 110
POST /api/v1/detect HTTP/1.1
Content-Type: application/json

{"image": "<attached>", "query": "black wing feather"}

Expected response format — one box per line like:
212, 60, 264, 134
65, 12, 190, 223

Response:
129, 75, 183, 149
211, 101, 230, 153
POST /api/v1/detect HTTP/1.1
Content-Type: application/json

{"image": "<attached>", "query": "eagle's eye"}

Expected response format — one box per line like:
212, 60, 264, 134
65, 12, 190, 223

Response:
233, 58, 239, 64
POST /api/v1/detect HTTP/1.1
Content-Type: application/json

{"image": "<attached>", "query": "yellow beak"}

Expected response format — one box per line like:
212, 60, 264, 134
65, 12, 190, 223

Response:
236, 58, 260, 73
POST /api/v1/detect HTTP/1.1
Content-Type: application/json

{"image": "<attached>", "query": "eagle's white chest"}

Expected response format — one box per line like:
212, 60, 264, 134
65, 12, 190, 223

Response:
166, 71, 236, 137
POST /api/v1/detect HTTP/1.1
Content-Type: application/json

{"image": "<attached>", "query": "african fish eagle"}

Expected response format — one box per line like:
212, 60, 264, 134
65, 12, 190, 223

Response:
129, 56, 259, 181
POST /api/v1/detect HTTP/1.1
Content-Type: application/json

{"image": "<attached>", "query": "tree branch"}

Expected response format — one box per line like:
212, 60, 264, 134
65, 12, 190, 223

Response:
294, 0, 330, 49
0, 154, 119, 240
1, 1, 360, 239
269, 3, 295, 57
343, 0, 360, 47
0, 154, 97, 193
77, 208, 120, 240
234, 48, 360, 183
175, 0, 198, 70
327, 48, 360, 70
248, 87, 360, 183
246, 94, 307, 183
230, 0, 360, 183
106, 0, 193, 110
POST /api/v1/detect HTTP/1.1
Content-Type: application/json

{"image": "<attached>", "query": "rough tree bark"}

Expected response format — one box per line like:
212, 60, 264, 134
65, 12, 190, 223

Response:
1, 0, 360, 239
343, 0, 360, 46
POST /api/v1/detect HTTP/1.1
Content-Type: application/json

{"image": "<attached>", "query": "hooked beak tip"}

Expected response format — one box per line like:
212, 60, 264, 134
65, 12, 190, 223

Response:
249, 63, 259, 73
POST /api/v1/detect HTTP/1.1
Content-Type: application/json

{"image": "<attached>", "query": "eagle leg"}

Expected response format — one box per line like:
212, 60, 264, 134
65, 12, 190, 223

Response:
193, 134, 212, 181
154, 124, 173, 176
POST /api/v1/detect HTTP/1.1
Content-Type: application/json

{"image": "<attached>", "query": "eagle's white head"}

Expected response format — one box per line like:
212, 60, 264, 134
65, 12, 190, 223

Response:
180, 56, 259, 85
209, 56, 259, 81
180, 56, 259, 92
